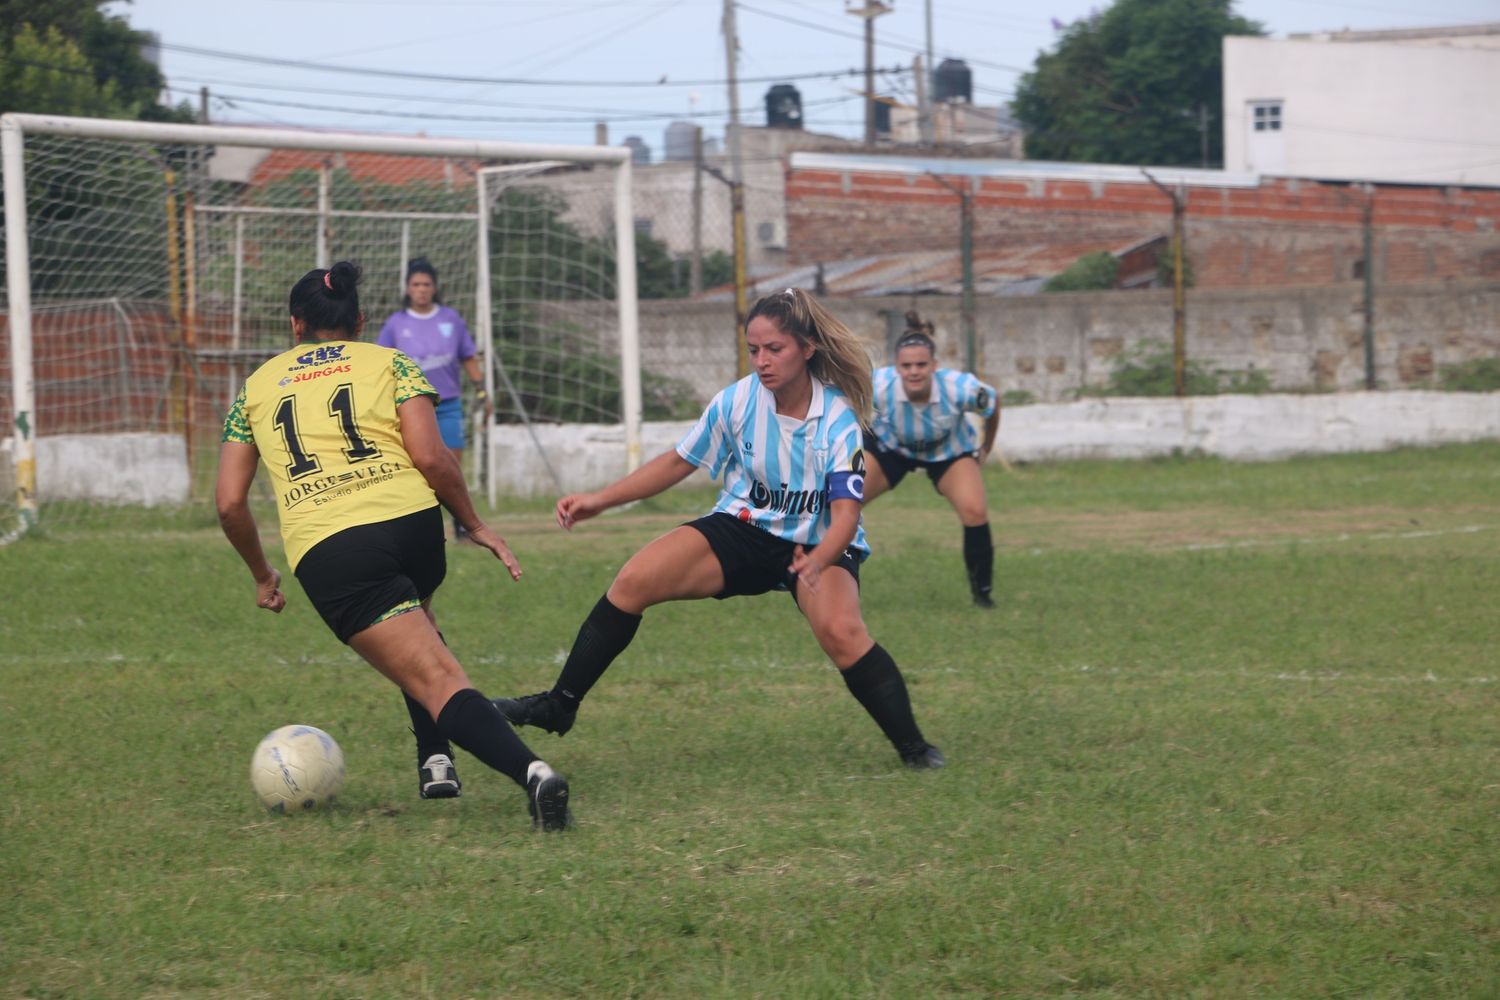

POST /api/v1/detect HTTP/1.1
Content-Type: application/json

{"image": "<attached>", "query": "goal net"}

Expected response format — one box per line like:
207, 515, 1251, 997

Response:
1, 113, 641, 542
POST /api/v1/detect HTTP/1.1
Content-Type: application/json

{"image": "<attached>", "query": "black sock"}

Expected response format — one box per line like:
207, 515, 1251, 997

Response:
404, 692, 451, 767
841, 644, 927, 754
550, 594, 642, 708
963, 522, 994, 596
435, 688, 538, 788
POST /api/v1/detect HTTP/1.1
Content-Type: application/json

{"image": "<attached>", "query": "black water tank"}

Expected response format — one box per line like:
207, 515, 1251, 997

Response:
933, 58, 972, 103
874, 98, 891, 135
765, 84, 803, 128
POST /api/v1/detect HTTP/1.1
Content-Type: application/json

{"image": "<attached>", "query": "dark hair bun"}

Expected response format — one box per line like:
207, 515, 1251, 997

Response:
325, 260, 361, 299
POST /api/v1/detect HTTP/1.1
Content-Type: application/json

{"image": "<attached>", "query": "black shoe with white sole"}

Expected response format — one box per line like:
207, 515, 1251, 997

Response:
419, 753, 462, 799
526, 764, 573, 832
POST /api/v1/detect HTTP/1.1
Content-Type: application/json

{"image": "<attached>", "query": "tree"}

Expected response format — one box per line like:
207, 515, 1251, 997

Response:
0, 0, 193, 121
1012, 0, 1263, 167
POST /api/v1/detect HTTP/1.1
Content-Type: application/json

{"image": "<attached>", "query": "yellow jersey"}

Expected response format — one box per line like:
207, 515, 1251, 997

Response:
223, 340, 441, 570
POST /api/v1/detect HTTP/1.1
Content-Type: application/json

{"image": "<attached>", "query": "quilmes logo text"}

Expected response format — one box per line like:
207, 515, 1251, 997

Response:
747, 480, 826, 516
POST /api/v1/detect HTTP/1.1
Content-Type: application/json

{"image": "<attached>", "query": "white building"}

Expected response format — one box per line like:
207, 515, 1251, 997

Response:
1222, 24, 1500, 186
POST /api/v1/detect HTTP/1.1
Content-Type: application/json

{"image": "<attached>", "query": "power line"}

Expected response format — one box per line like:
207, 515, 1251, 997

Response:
184, 86, 861, 126
157, 41, 908, 88
736, 3, 1033, 76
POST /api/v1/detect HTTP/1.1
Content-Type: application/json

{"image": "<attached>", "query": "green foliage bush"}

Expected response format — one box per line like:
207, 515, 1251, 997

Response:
1437, 357, 1500, 392
1081, 340, 1273, 397
1044, 251, 1119, 292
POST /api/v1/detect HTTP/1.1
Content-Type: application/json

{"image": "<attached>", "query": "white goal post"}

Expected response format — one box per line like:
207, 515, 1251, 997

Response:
1, 112, 641, 540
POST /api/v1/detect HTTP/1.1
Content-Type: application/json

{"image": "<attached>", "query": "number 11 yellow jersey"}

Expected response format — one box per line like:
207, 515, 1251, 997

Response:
222, 340, 440, 570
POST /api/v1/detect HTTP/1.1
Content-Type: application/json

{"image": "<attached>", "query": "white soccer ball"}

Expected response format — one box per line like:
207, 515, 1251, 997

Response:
249, 725, 345, 814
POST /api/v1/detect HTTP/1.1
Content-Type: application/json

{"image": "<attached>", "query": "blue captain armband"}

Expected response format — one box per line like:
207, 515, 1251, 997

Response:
827, 470, 865, 503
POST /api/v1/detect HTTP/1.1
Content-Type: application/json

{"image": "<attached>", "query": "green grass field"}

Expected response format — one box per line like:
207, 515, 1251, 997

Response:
3, 443, 1498, 998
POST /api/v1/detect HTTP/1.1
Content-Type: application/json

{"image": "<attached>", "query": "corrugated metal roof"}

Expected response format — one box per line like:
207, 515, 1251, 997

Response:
697, 235, 1165, 300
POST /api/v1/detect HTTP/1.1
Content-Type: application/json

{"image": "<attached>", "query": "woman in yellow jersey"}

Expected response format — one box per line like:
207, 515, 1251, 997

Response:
216, 261, 571, 831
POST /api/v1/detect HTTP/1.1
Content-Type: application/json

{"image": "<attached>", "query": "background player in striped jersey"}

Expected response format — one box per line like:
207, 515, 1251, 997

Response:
865, 310, 1001, 609
216, 261, 572, 830
494, 287, 944, 770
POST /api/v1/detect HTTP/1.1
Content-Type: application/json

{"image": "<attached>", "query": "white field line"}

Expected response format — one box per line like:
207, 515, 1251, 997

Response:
1175, 522, 1497, 552
1058, 664, 1497, 685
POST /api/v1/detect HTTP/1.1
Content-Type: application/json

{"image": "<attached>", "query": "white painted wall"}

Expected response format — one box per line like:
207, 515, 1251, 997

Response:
11, 393, 1495, 505
1222, 36, 1500, 186
487, 391, 1500, 497
10, 433, 192, 505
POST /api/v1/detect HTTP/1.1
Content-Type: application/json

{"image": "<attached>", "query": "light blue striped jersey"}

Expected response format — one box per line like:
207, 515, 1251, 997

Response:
676, 374, 869, 555
871, 366, 997, 461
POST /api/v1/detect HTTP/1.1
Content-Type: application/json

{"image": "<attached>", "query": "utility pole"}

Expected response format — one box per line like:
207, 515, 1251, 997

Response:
846, 0, 892, 146
921, 0, 935, 145
199, 86, 210, 124
690, 125, 704, 296
1361, 185, 1377, 389
915, 55, 933, 147
1199, 103, 1209, 168
928, 171, 976, 373
722, 0, 750, 375
1143, 170, 1188, 397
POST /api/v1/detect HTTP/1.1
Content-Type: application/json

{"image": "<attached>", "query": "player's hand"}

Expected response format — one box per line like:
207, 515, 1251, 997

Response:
556, 492, 605, 530
255, 569, 286, 614
469, 525, 522, 581
789, 544, 823, 594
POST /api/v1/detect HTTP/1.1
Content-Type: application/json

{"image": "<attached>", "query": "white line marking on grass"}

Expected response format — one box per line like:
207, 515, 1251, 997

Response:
1059, 663, 1496, 686
1178, 523, 1496, 552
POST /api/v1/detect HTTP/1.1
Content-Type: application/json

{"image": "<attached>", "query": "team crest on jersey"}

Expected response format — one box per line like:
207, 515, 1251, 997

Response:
439, 322, 454, 338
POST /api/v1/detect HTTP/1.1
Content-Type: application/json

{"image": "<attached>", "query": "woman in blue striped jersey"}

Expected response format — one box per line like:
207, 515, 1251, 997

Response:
865, 310, 1000, 609
494, 288, 944, 770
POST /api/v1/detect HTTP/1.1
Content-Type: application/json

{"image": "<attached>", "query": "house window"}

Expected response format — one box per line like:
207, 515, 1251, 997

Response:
1251, 101, 1282, 133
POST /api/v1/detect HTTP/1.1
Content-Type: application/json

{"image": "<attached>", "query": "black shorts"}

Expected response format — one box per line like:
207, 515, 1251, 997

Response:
294, 506, 446, 643
686, 512, 861, 602
866, 437, 975, 492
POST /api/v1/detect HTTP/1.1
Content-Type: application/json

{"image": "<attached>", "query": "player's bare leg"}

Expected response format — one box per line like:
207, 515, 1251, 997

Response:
936, 456, 994, 608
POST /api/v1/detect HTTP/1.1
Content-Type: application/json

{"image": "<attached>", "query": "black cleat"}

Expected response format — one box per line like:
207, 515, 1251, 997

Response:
527, 767, 573, 832
968, 569, 995, 609
493, 691, 577, 736
419, 753, 462, 799
899, 743, 947, 770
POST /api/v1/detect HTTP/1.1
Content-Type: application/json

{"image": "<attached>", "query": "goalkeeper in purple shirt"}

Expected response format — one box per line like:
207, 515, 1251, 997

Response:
377, 257, 491, 540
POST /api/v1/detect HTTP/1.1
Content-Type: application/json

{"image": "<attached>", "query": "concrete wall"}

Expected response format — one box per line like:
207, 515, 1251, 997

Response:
641, 280, 1500, 407
1223, 36, 1500, 187
487, 391, 1500, 496
8, 433, 191, 505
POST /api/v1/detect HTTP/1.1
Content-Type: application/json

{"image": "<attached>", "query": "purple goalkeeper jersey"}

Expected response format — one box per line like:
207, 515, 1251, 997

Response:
375, 305, 475, 401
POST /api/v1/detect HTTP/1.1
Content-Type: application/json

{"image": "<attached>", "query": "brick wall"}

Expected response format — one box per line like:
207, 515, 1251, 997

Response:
785, 168, 1500, 288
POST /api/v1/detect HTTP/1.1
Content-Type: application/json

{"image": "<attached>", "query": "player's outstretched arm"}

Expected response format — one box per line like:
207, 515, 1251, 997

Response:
399, 396, 522, 580
215, 441, 286, 613
556, 450, 697, 530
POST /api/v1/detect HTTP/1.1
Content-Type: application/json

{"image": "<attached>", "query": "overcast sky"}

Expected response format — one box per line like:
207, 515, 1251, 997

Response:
108, 0, 1499, 152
